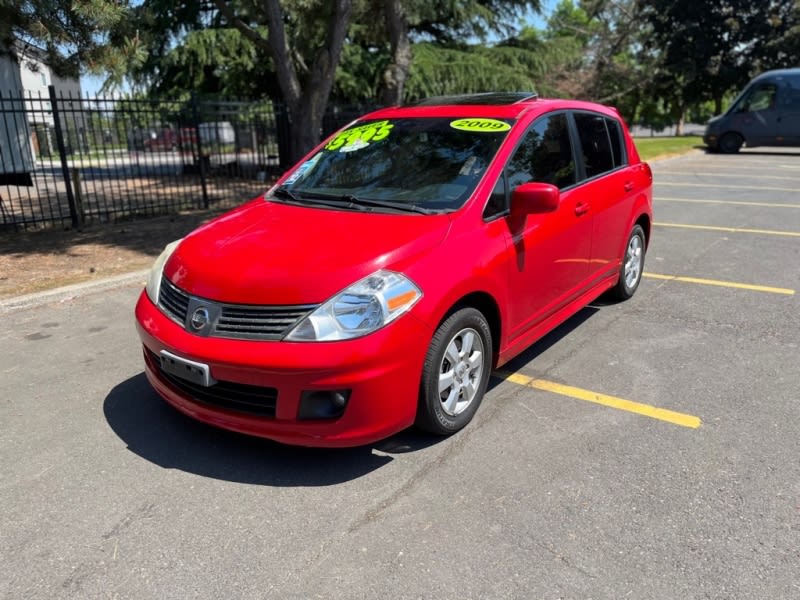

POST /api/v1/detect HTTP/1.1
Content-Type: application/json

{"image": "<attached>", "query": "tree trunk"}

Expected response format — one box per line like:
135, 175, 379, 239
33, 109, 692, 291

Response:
287, 97, 327, 166
214, 0, 353, 165
380, 0, 411, 106
674, 103, 686, 136
714, 95, 723, 116
268, 0, 352, 164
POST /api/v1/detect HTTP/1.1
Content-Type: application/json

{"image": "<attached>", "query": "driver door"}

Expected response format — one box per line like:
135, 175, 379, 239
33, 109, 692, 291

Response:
733, 83, 782, 146
498, 112, 592, 342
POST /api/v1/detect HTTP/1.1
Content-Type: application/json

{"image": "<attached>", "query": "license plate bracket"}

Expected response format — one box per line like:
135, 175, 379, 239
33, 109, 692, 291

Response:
159, 350, 217, 387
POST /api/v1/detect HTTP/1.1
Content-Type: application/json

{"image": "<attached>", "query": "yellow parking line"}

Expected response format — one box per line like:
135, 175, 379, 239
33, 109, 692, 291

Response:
643, 273, 795, 295
654, 222, 800, 237
655, 197, 800, 209
658, 182, 799, 193
496, 371, 702, 429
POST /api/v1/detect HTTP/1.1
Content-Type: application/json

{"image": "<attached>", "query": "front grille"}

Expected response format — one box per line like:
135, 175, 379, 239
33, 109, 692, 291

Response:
216, 305, 314, 339
145, 348, 278, 417
158, 276, 317, 340
159, 277, 190, 323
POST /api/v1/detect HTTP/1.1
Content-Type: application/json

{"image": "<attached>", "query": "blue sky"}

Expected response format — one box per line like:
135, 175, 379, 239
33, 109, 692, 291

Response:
79, 0, 558, 97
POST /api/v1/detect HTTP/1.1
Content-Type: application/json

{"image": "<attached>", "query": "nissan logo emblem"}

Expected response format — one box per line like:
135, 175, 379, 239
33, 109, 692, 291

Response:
189, 307, 210, 331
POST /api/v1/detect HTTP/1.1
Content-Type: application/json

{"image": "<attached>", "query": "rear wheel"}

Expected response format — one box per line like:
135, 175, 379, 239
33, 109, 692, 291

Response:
611, 224, 646, 300
719, 132, 743, 154
416, 307, 492, 435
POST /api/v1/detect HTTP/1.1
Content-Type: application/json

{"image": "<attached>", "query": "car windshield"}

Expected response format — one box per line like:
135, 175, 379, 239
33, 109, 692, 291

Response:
274, 117, 513, 212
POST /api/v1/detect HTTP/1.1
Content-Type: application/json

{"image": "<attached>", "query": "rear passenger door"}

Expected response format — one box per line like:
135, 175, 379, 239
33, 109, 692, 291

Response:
571, 111, 636, 281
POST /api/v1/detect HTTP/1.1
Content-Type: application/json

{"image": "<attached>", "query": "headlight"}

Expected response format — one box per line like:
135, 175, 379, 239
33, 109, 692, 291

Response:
286, 270, 422, 341
145, 239, 182, 304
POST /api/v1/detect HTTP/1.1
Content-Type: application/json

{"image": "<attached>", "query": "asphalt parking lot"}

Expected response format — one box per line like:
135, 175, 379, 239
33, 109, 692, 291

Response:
1, 148, 798, 599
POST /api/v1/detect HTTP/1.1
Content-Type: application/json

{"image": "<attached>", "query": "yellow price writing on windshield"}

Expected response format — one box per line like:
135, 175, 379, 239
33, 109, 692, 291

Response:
325, 120, 395, 151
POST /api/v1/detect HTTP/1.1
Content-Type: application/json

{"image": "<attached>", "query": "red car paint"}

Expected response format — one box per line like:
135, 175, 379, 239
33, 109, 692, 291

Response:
135, 96, 653, 447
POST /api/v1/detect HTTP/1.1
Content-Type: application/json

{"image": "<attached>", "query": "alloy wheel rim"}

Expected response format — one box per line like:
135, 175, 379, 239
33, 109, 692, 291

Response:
438, 327, 484, 416
624, 234, 643, 289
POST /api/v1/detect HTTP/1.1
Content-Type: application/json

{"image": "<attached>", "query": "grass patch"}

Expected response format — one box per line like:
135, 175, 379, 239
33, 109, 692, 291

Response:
634, 136, 704, 161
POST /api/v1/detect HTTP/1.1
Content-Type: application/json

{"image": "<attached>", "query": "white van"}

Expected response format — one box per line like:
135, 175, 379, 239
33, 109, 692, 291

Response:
704, 68, 800, 153
198, 121, 236, 146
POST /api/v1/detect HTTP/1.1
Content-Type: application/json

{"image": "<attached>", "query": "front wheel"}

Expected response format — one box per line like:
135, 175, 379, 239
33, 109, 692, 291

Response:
719, 132, 743, 154
611, 224, 646, 300
416, 307, 492, 436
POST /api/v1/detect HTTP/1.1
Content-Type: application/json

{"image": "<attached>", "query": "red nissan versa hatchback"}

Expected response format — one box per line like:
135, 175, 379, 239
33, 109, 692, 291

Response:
135, 92, 653, 447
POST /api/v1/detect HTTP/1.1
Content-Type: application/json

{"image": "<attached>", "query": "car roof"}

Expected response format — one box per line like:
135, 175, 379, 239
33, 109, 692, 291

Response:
753, 68, 800, 82
410, 92, 538, 106
362, 94, 620, 121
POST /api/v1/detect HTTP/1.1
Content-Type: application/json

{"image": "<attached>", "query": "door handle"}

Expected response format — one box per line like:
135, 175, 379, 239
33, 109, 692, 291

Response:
624, 181, 634, 192
574, 201, 590, 216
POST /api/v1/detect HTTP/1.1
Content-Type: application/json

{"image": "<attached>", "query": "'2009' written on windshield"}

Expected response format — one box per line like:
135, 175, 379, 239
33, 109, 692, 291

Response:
325, 120, 395, 152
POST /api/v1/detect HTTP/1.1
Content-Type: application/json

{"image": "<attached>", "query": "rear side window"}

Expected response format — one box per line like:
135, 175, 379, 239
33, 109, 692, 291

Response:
573, 113, 626, 178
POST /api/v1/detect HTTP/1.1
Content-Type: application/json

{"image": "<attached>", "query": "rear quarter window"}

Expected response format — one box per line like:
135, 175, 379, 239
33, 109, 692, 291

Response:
573, 112, 627, 179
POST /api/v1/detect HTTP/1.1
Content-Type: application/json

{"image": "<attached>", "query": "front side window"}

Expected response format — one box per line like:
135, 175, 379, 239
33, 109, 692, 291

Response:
736, 84, 779, 113
505, 113, 576, 191
280, 117, 512, 212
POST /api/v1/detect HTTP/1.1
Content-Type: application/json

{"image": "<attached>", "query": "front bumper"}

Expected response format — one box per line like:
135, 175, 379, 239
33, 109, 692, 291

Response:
703, 132, 718, 147
135, 291, 432, 447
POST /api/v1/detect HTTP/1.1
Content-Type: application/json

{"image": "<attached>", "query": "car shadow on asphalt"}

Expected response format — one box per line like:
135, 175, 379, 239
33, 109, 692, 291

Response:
103, 373, 443, 486
104, 305, 604, 485
498, 305, 600, 374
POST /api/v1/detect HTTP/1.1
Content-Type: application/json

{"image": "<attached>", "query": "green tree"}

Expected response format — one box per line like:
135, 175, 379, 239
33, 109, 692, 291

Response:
377, 0, 542, 105
113, 0, 546, 161
640, 0, 799, 132
0, 0, 131, 78
515, 1, 594, 98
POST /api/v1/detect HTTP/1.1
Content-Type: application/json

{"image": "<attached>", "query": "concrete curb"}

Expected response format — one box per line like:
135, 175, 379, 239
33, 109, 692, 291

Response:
0, 269, 149, 313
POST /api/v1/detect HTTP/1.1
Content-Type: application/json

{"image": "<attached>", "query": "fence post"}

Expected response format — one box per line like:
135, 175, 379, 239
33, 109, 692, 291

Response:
274, 102, 293, 170
71, 168, 85, 228
49, 85, 80, 228
191, 93, 210, 209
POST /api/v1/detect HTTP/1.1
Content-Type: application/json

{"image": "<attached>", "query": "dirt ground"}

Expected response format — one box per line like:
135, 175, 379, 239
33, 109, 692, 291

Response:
0, 209, 229, 299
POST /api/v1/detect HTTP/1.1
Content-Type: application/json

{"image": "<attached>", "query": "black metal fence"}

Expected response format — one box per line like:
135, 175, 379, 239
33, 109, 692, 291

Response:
0, 87, 371, 231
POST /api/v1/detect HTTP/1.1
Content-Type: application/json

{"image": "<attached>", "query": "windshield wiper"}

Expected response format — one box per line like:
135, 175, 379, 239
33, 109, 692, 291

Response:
274, 188, 435, 214
303, 192, 437, 215
270, 187, 346, 210
270, 186, 301, 202
338, 193, 435, 214
272, 189, 372, 212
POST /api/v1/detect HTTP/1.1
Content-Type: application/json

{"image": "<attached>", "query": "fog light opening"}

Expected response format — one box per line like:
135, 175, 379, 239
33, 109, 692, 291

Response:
298, 390, 351, 420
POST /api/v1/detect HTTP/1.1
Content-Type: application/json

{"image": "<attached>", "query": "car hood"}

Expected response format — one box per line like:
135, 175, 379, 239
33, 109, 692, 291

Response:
164, 199, 451, 305
705, 114, 724, 130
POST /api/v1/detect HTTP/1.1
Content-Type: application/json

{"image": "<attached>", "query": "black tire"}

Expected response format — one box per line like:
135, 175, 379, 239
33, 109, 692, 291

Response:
611, 224, 646, 300
719, 132, 743, 154
416, 307, 493, 436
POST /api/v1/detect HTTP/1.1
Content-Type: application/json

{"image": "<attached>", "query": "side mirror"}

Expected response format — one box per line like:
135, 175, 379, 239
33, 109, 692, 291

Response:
511, 182, 560, 214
